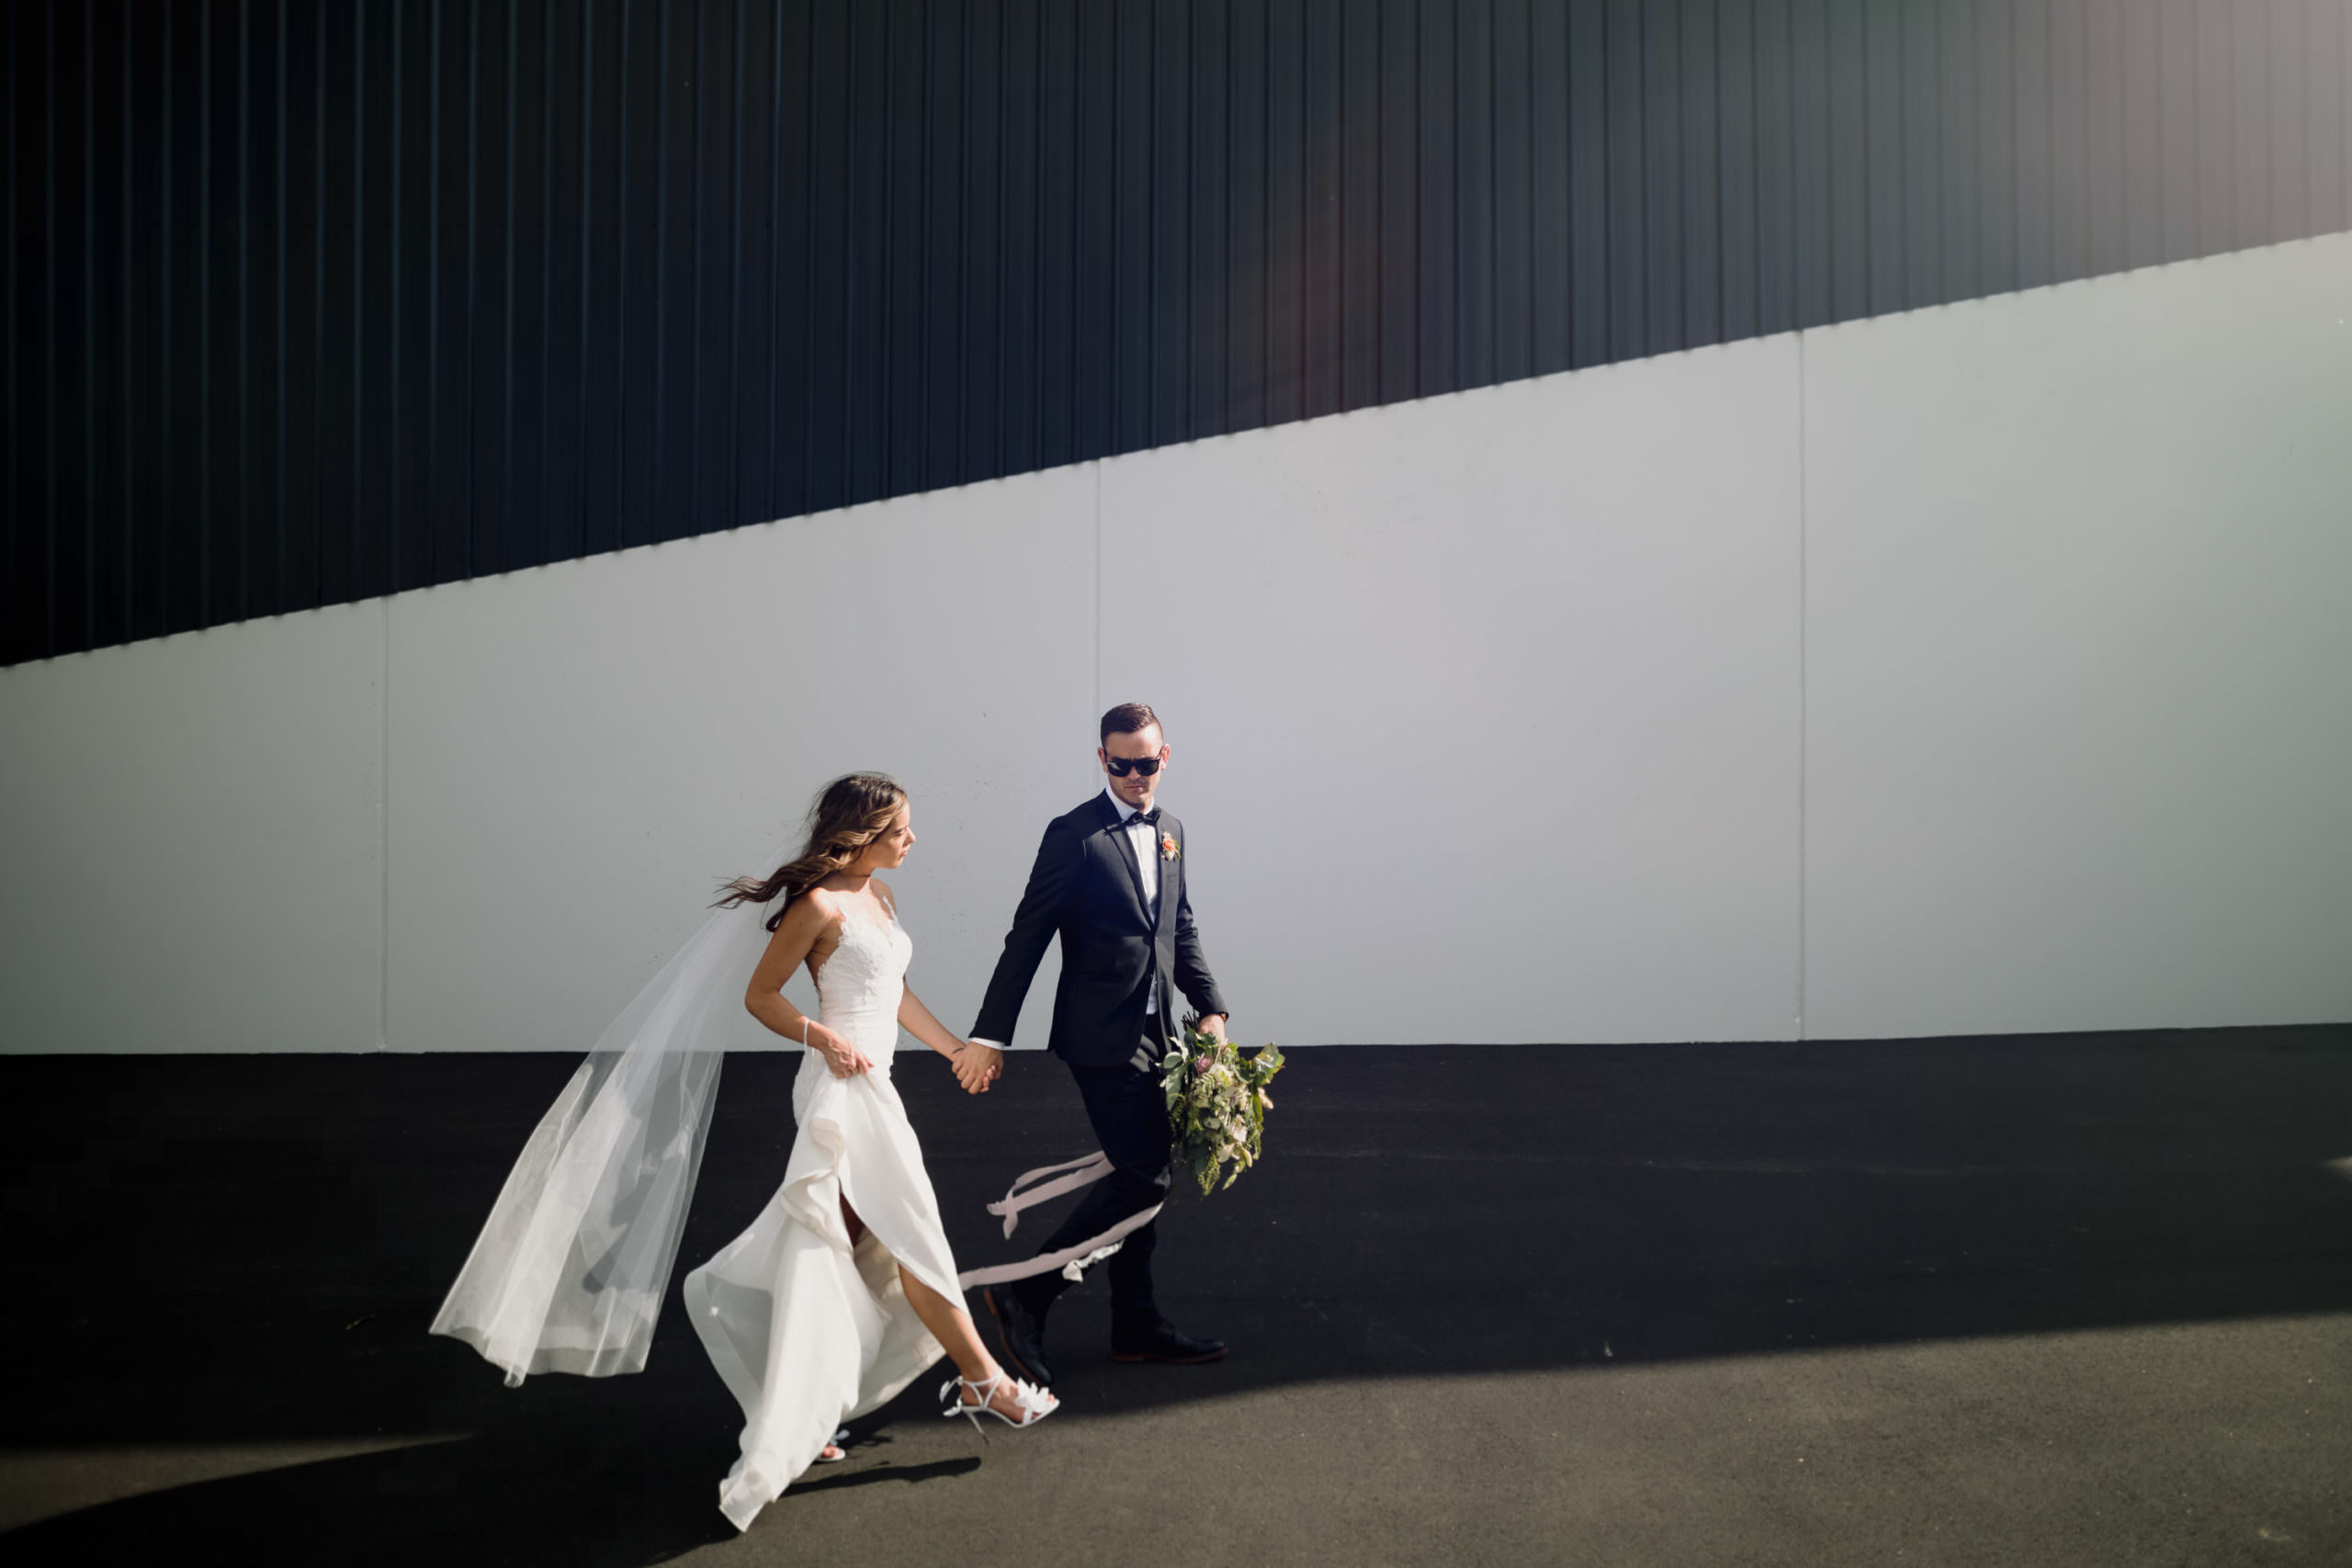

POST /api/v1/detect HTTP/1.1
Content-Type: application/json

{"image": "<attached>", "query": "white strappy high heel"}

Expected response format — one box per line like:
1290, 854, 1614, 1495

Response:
940, 1371, 1058, 1441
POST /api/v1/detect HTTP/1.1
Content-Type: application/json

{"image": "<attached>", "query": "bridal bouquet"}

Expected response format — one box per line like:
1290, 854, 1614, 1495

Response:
1159, 1014, 1286, 1195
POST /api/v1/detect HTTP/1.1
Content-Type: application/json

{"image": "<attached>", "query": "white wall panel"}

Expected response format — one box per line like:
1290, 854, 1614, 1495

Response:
386, 469, 1097, 1054
0, 606, 385, 1052
6, 237, 2346, 1055
1099, 342, 1805, 1044
1803, 233, 2352, 1037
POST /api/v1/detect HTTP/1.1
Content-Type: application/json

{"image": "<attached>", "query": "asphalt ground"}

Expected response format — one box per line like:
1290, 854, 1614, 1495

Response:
3, 1028, 2348, 1566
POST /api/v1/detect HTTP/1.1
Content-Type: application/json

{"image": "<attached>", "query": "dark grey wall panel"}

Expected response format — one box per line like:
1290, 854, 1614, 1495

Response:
7, 0, 2351, 666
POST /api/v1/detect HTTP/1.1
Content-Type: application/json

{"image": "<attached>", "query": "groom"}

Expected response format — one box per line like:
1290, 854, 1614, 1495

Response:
967, 702, 1231, 1386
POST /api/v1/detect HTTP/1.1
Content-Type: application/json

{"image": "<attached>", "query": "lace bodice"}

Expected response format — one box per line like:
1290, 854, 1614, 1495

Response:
811, 898, 912, 1066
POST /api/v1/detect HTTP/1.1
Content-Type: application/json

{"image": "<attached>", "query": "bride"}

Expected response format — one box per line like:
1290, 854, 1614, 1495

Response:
431, 773, 1057, 1531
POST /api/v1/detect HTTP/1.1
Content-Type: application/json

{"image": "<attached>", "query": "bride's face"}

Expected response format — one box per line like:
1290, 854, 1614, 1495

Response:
858, 806, 914, 873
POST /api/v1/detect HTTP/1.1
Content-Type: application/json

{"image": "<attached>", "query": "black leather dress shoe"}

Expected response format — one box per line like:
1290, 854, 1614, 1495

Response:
982, 1284, 1054, 1388
1108, 1319, 1227, 1365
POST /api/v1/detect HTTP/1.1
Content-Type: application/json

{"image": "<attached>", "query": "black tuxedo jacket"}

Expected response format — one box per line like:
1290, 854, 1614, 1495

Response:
972, 793, 1228, 1066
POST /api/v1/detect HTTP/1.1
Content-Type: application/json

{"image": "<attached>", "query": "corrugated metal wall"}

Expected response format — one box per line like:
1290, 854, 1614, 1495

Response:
7, 1, 2349, 666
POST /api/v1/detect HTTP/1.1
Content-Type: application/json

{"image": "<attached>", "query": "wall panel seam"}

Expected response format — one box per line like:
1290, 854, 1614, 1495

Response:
378, 593, 391, 1052
1794, 321, 1808, 1043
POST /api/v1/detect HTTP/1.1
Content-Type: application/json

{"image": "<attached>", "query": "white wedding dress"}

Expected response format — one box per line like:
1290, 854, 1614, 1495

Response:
682, 897, 964, 1530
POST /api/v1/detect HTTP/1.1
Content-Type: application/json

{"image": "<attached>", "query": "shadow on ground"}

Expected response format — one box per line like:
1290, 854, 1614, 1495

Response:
4, 1026, 2349, 1562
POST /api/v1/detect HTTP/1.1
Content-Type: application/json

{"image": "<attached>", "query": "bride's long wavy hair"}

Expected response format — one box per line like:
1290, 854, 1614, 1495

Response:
715, 773, 909, 931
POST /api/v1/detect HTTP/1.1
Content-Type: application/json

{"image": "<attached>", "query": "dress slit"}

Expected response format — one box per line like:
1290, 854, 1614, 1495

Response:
679, 899, 963, 1530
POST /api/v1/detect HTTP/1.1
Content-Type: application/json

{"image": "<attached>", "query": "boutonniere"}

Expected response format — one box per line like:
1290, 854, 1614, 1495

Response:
1159, 832, 1180, 863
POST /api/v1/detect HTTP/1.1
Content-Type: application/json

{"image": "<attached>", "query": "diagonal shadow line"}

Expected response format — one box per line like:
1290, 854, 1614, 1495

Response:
0, 1433, 743, 1567
0, 1426, 992, 1565
788, 1455, 983, 1493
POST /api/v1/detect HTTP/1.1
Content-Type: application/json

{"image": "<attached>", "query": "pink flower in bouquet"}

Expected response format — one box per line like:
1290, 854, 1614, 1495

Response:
1193, 1055, 1214, 1075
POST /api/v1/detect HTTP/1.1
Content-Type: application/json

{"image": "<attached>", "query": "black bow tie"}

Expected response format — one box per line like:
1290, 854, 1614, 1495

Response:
1121, 808, 1160, 829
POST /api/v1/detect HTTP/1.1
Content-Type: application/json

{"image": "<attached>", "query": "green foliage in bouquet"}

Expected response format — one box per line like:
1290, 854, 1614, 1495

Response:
1159, 1013, 1287, 1195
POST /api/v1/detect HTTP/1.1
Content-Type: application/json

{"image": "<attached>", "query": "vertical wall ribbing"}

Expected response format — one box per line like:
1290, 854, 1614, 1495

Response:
8, 0, 2351, 666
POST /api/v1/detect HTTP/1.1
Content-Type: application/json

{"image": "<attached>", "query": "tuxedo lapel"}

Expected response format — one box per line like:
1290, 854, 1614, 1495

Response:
1152, 820, 1179, 943
1098, 794, 1152, 923
1150, 820, 1182, 1038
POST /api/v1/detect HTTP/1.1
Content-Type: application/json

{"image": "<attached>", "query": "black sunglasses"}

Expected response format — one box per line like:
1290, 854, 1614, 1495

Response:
1102, 753, 1164, 777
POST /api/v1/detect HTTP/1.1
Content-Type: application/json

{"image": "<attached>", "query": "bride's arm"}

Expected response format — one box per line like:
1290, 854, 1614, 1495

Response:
899, 984, 1000, 1093
868, 881, 995, 1093
744, 893, 874, 1077
894, 984, 960, 1055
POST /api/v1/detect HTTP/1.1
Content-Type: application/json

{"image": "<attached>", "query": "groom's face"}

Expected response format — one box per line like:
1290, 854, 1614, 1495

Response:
1099, 725, 1169, 812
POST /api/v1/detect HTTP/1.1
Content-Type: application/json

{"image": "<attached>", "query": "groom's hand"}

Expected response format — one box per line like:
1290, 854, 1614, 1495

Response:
954, 1041, 1002, 1094
1198, 1014, 1228, 1043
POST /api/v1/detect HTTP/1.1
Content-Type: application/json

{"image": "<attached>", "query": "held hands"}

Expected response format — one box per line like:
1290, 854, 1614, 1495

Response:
950, 1040, 1002, 1095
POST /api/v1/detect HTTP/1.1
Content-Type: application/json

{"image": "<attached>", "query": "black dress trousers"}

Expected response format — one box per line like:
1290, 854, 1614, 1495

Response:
1017, 1024, 1174, 1322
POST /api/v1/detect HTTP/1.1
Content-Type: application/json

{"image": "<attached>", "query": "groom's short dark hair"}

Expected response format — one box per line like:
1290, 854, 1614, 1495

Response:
1100, 703, 1160, 745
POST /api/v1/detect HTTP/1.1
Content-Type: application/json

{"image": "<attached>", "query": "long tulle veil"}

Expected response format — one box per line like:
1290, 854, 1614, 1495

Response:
430, 848, 792, 1387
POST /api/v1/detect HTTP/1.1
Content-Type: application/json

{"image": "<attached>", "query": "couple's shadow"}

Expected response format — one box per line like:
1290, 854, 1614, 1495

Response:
3, 1367, 982, 1568
1, 1054, 1103, 1567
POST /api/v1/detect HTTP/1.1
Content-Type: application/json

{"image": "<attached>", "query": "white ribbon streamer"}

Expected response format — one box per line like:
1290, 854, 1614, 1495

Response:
956, 1150, 1164, 1291
985, 1152, 1114, 1237
1057, 1241, 1127, 1283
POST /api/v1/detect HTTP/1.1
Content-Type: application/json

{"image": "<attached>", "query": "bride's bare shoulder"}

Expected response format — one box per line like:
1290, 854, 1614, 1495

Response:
789, 886, 846, 931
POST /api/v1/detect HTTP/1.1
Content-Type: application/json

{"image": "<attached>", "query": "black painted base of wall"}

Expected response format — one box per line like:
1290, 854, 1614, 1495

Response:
5, 1025, 2349, 1559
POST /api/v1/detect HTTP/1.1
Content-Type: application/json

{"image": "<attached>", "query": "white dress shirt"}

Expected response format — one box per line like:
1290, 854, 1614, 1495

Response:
1109, 786, 1162, 1014
1111, 785, 1161, 909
